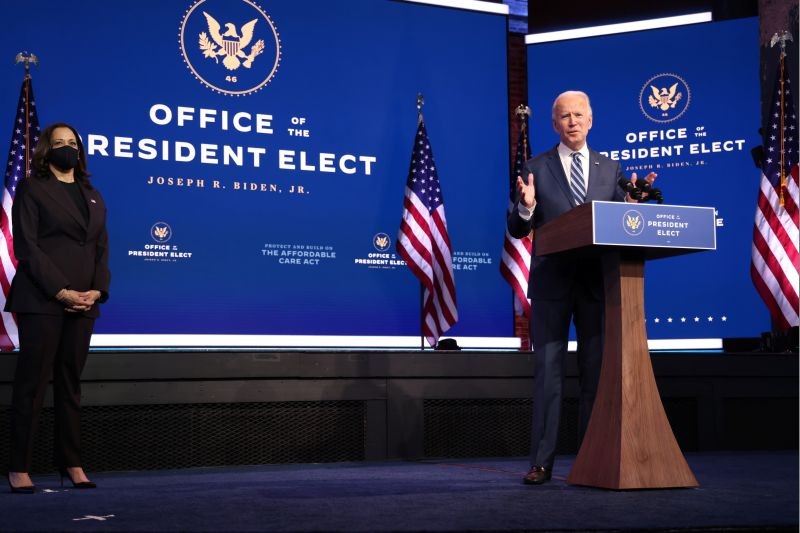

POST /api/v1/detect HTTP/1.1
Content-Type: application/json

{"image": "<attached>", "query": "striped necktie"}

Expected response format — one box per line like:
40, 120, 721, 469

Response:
570, 152, 586, 206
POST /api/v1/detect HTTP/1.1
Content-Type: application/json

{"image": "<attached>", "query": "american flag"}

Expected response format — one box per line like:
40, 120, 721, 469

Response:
751, 61, 799, 330
0, 75, 40, 350
500, 124, 532, 318
397, 119, 457, 347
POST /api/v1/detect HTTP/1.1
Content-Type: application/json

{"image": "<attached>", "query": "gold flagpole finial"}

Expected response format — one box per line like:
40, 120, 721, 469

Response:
14, 52, 38, 78
769, 31, 793, 56
515, 104, 531, 132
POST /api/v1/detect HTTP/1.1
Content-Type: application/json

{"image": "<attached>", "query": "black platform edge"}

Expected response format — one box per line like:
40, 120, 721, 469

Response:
0, 349, 796, 382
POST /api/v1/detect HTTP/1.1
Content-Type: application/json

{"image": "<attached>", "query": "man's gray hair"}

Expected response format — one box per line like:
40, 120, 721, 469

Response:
551, 91, 593, 119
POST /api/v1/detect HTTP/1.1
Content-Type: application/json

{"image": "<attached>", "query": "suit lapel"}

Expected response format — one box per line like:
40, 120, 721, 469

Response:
586, 148, 610, 201
80, 183, 103, 235
545, 147, 574, 206
40, 175, 88, 230
586, 150, 600, 201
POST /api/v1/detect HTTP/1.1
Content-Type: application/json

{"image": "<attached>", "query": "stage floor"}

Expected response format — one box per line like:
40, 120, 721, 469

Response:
2, 451, 797, 532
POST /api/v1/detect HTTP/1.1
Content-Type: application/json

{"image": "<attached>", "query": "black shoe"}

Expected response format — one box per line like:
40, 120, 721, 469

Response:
59, 468, 97, 489
7, 474, 35, 494
523, 466, 552, 485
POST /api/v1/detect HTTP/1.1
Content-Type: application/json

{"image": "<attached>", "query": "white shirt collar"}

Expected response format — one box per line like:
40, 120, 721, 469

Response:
557, 142, 589, 160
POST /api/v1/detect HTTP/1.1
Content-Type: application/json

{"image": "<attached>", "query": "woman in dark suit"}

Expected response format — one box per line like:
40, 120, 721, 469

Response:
6, 123, 110, 493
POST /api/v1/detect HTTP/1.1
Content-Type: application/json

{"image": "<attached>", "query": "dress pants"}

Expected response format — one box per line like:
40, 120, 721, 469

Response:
528, 284, 603, 470
8, 313, 95, 472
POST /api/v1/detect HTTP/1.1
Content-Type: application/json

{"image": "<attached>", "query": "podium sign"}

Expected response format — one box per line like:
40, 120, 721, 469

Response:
534, 202, 716, 490
593, 201, 716, 251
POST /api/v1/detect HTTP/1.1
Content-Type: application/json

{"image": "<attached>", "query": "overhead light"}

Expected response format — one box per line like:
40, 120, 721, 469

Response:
404, 0, 509, 15
526, 12, 713, 44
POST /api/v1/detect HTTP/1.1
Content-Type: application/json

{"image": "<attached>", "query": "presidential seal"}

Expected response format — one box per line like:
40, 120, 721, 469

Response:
179, 0, 281, 96
622, 210, 644, 237
373, 233, 391, 252
639, 73, 690, 123
151, 222, 173, 243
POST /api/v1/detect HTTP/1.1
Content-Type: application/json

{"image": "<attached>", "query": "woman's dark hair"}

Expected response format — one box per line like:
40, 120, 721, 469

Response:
31, 122, 92, 188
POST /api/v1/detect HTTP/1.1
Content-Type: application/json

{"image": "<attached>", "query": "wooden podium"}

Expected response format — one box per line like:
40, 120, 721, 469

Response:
534, 202, 716, 490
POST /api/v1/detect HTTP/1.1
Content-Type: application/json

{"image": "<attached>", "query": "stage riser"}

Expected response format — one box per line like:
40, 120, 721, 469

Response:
0, 352, 795, 473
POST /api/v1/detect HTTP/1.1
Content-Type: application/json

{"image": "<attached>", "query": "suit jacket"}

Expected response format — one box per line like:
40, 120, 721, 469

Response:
507, 145, 625, 300
5, 172, 110, 317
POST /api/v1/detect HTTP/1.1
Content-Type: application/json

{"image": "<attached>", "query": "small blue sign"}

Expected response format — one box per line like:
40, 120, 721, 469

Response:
592, 201, 716, 250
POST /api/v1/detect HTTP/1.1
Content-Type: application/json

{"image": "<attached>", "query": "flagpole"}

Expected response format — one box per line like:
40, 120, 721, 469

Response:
513, 104, 531, 349
515, 105, 530, 154
770, 31, 793, 207
417, 93, 425, 350
14, 52, 38, 179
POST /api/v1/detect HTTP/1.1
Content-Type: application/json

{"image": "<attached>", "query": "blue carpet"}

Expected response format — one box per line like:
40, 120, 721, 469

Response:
0, 451, 796, 532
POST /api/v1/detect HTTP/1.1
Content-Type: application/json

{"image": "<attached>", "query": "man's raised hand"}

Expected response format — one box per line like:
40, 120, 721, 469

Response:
516, 172, 536, 208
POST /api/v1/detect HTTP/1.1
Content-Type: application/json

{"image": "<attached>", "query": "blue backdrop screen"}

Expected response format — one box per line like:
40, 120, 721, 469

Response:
527, 18, 768, 343
0, 0, 512, 347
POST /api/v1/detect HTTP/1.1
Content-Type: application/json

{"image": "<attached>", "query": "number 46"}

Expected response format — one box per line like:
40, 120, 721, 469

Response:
226, 76, 237, 83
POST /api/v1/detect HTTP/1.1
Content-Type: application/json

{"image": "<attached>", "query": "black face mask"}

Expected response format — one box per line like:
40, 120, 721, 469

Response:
48, 145, 79, 171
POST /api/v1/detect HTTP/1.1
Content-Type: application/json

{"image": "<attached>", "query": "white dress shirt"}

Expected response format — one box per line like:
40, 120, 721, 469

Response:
557, 142, 590, 194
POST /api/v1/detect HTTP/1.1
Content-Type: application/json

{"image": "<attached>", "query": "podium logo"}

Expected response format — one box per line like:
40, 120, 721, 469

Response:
622, 210, 644, 236
639, 73, 691, 123
151, 222, 173, 243
373, 233, 391, 252
179, 0, 281, 96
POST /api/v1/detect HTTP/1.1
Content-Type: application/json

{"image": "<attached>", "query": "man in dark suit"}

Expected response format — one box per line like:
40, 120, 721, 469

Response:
507, 91, 655, 485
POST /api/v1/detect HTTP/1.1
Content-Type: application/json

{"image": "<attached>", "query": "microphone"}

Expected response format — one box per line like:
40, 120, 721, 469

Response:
618, 177, 642, 201
650, 187, 664, 204
617, 177, 635, 192
634, 179, 664, 203
620, 176, 664, 203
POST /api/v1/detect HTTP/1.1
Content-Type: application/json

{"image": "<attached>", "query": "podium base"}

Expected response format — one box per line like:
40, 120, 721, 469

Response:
566, 252, 698, 490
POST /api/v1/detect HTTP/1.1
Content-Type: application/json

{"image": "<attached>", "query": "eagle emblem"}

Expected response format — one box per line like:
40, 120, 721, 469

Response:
373, 232, 391, 251
154, 225, 170, 240
648, 83, 682, 111
625, 214, 642, 231
199, 11, 265, 71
